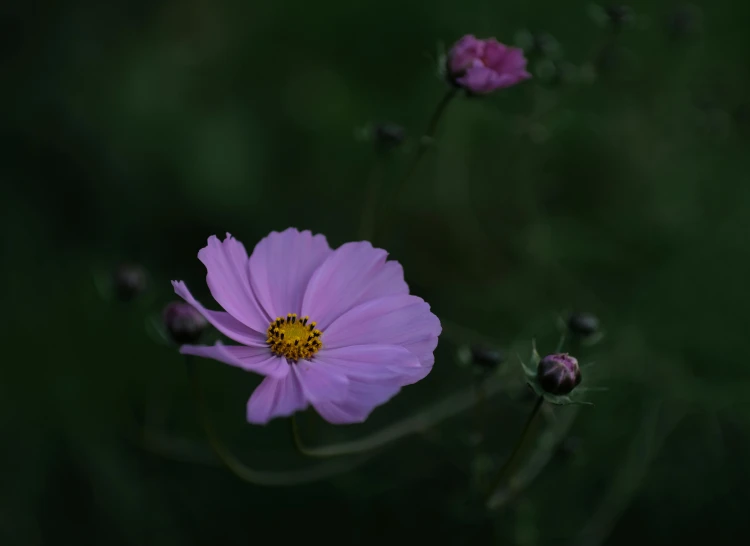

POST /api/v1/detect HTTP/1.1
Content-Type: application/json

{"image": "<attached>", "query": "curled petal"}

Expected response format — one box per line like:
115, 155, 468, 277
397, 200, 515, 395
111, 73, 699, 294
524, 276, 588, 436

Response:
180, 341, 289, 378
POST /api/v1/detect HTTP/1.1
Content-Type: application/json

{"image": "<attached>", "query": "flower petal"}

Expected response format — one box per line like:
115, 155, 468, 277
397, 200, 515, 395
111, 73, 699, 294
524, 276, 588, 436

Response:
172, 280, 267, 347
496, 46, 529, 76
246, 366, 308, 424
400, 336, 439, 381
481, 39, 509, 70
197, 234, 270, 333
314, 345, 421, 383
456, 66, 500, 94
180, 341, 289, 378
322, 295, 440, 383
462, 63, 529, 93
310, 345, 418, 424
301, 241, 408, 329
323, 295, 441, 372
248, 228, 332, 320
314, 380, 401, 424
448, 34, 484, 74
292, 361, 349, 404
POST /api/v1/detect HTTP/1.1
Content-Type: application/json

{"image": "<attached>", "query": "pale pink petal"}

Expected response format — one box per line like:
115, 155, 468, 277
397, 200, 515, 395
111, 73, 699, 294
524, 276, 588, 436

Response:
315, 380, 401, 424
310, 345, 419, 424
401, 336, 439, 381
309, 401, 360, 424
496, 47, 529, 75
172, 281, 267, 347
180, 342, 289, 378
313, 345, 421, 383
448, 34, 485, 74
301, 241, 408, 329
198, 234, 270, 333
357, 261, 408, 303
481, 39, 510, 70
456, 66, 502, 94
246, 366, 308, 424
323, 294, 438, 346
248, 228, 332, 320
292, 362, 349, 404
322, 295, 441, 377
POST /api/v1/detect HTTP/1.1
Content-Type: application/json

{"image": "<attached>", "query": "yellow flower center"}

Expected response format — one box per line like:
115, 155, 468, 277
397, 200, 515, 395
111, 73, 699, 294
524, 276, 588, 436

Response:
266, 313, 323, 362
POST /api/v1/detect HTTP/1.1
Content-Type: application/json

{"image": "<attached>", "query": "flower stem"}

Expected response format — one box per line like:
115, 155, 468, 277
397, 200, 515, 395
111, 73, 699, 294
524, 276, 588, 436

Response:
398, 88, 457, 193
555, 333, 566, 353
289, 373, 509, 458
357, 153, 385, 241
473, 376, 487, 444
484, 395, 545, 502
184, 356, 374, 486
486, 405, 581, 509
378, 88, 458, 242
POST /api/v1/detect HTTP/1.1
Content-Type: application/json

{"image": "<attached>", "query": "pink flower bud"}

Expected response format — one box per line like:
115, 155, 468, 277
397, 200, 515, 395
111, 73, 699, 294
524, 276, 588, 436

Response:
446, 34, 531, 94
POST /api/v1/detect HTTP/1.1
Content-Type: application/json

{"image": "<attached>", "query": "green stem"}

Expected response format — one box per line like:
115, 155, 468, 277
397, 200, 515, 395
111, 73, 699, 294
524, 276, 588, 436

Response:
380, 88, 458, 242
358, 154, 385, 241
555, 333, 567, 353
485, 396, 545, 501
397, 88, 457, 194
486, 405, 581, 509
473, 376, 486, 445
289, 373, 508, 458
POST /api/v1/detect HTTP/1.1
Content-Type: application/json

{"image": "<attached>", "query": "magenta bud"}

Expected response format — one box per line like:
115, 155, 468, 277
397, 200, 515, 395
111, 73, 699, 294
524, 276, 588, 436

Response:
446, 34, 531, 95
537, 353, 581, 395
162, 302, 208, 344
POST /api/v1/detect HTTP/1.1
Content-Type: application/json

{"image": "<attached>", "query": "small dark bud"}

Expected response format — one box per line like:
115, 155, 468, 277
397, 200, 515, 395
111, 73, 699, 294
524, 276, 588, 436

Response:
470, 345, 506, 371
373, 123, 405, 150
567, 312, 600, 337
605, 5, 634, 29
666, 5, 701, 40
113, 263, 148, 302
537, 353, 581, 395
162, 302, 208, 344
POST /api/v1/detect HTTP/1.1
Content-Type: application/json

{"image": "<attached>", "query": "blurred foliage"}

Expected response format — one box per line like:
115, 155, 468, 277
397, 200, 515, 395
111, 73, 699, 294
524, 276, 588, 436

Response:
2, 0, 750, 544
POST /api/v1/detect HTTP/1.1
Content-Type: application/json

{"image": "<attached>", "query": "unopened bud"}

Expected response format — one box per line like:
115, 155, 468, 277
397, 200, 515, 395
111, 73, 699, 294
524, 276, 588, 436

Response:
470, 345, 506, 371
113, 263, 148, 302
162, 302, 208, 344
604, 5, 634, 29
666, 5, 702, 40
567, 312, 600, 337
537, 353, 581, 395
373, 123, 405, 150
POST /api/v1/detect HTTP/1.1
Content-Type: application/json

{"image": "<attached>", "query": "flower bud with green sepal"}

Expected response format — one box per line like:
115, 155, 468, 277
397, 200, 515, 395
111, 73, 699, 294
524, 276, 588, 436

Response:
519, 340, 604, 405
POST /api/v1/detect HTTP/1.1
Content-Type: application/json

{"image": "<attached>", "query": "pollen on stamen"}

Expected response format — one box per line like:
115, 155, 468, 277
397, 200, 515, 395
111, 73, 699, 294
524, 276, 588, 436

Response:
266, 313, 323, 362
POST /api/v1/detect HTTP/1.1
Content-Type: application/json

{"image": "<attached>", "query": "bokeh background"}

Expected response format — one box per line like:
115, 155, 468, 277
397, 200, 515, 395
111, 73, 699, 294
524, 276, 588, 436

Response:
2, 0, 749, 544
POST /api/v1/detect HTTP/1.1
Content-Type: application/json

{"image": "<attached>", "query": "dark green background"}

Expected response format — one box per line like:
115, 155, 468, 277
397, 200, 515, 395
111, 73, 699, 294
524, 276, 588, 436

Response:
2, 0, 749, 544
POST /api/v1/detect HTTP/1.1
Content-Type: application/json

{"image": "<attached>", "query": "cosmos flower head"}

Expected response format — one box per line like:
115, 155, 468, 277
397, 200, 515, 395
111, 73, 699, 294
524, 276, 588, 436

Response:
172, 229, 441, 425
446, 34, 531, 94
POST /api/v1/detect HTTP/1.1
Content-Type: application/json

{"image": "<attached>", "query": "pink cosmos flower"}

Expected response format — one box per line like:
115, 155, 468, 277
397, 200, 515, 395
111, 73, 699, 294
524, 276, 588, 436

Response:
447, 34, 531, 94
172, 229, 442, 425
